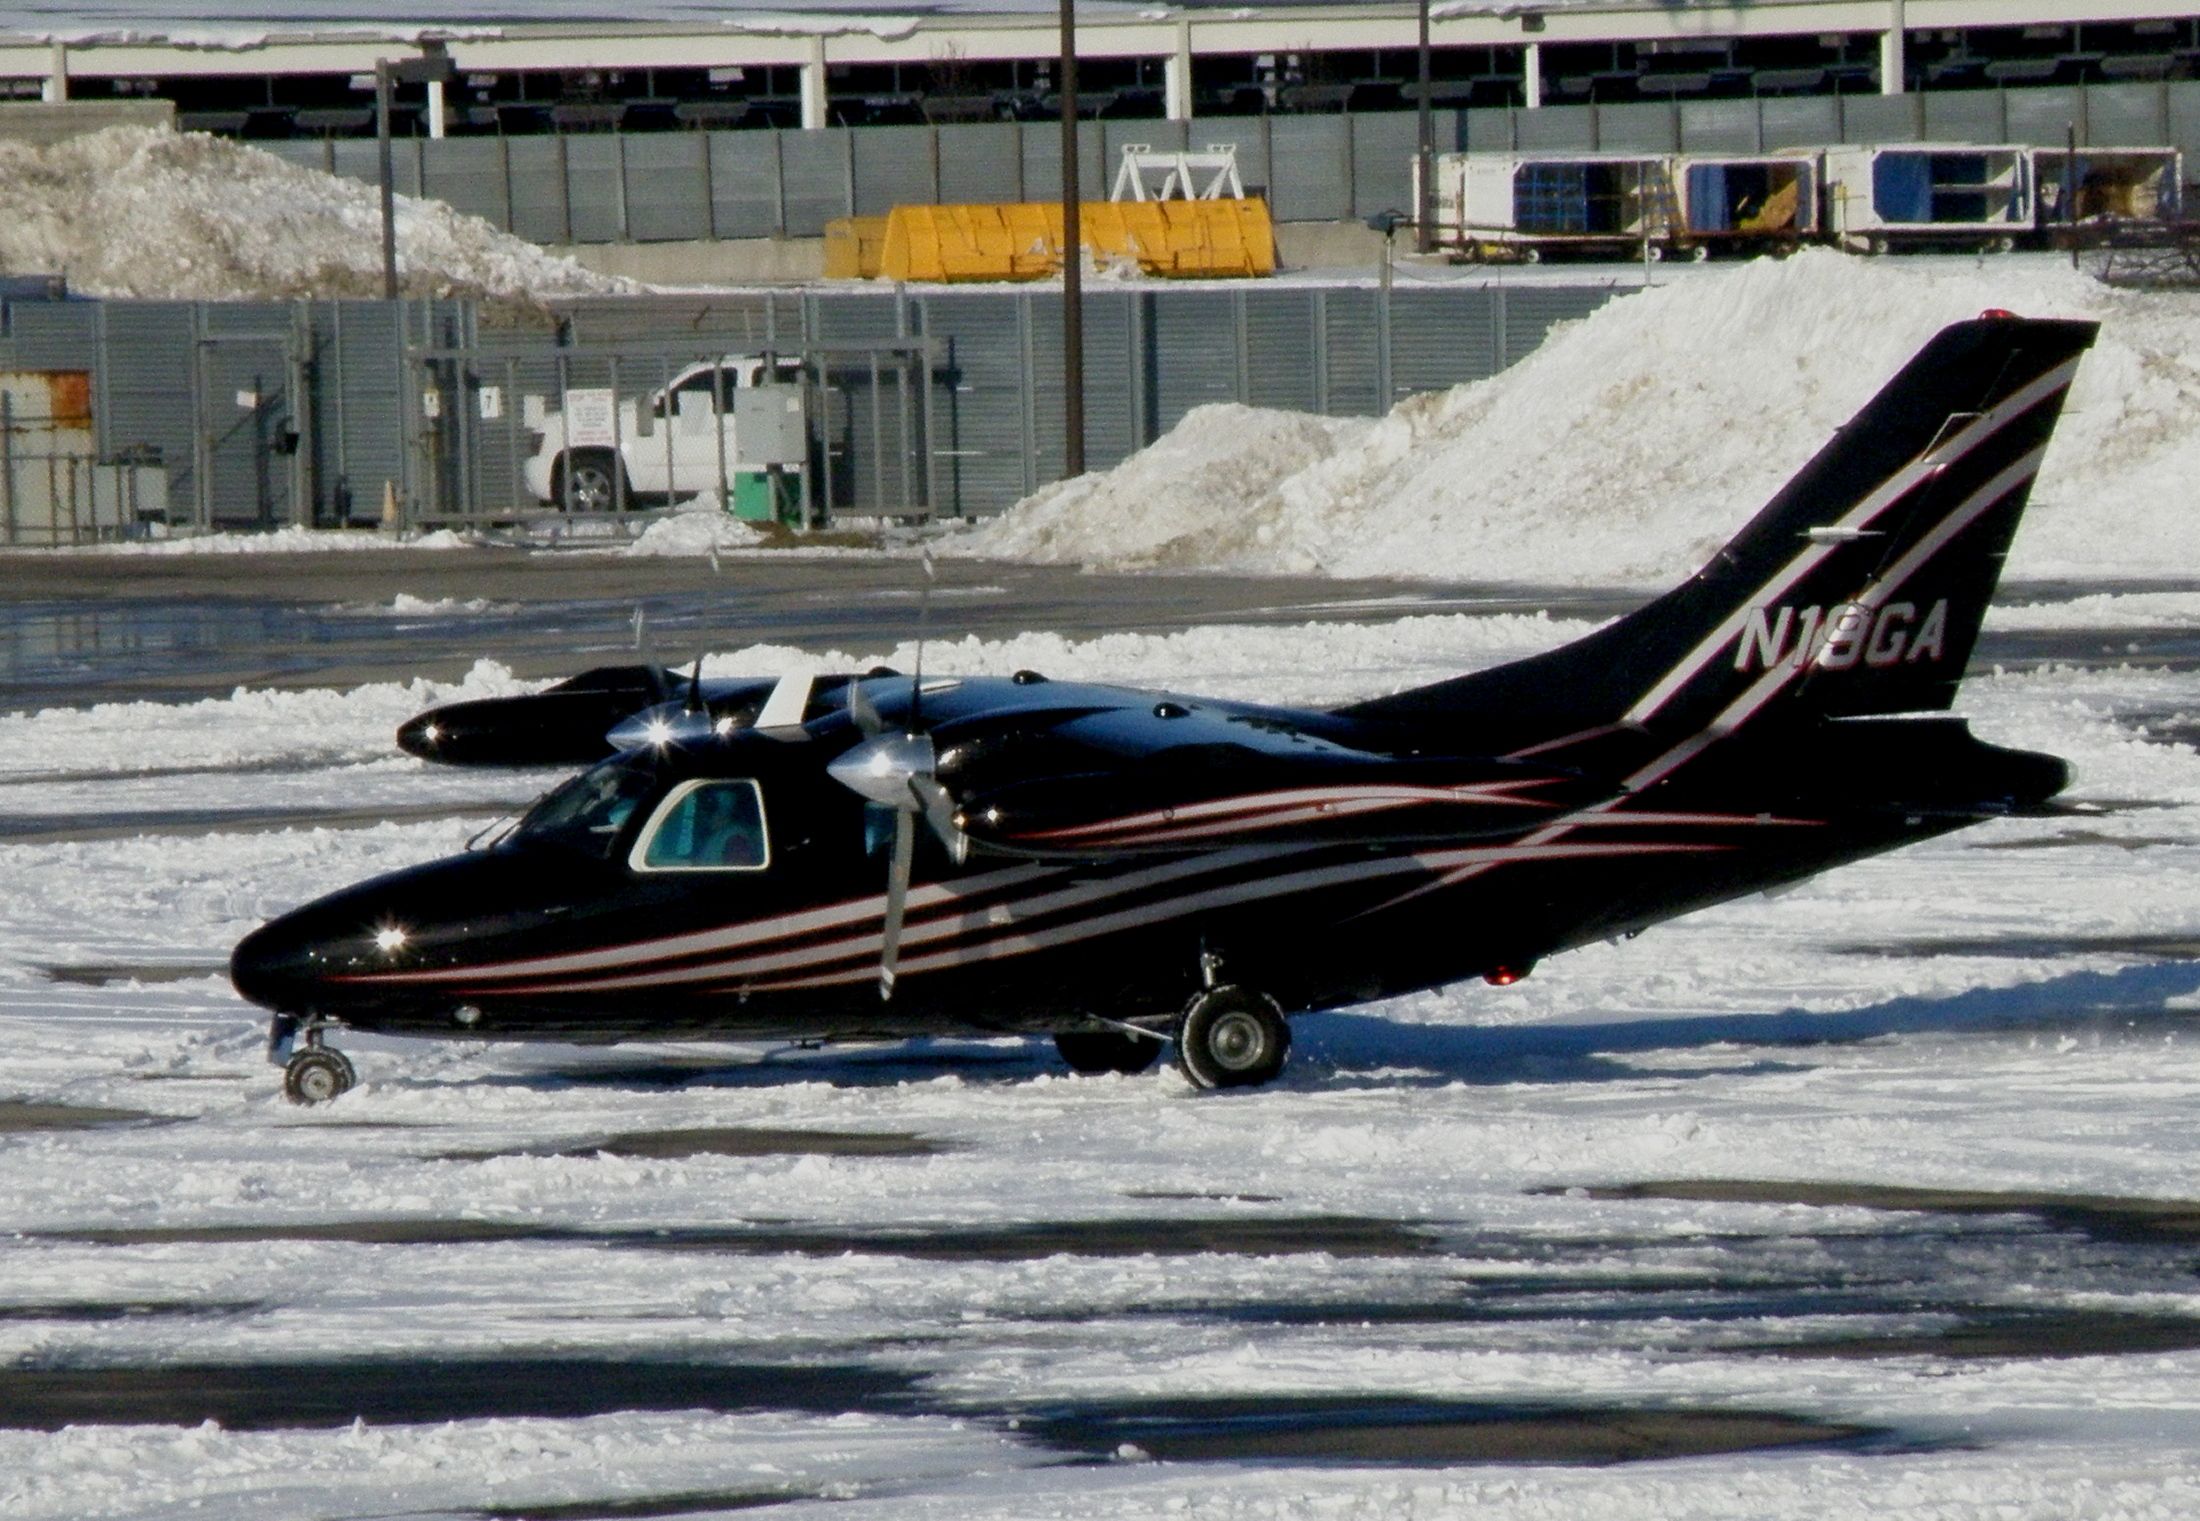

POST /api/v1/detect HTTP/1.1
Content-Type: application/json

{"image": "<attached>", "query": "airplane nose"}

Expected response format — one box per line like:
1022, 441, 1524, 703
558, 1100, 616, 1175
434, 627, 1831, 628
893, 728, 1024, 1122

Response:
230, 915, 320, 1014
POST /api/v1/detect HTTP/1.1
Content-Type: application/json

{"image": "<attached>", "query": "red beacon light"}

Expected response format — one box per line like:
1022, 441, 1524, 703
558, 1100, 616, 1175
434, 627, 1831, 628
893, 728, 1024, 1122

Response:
1483, 963, 1534, 987
1978, 308, 2019, 320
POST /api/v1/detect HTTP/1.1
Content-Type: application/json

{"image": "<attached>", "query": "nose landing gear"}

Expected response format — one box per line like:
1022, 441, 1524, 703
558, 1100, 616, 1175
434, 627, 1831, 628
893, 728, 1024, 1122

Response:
268, 1016, 358, 1105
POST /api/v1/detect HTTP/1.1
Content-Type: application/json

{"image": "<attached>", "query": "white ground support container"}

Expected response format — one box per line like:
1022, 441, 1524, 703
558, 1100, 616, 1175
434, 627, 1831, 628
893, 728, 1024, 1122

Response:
1671, 152, 1822, 258
2031, 146, 2183, 230
1425, 151, 1678, 262
1822, 144, 2033, 253
0, 370, 166, 546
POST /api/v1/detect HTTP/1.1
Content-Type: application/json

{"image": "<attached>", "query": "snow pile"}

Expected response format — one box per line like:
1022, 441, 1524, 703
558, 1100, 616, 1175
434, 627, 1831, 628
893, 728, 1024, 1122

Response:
0, 657, 533, 779
381, 593, 510, 615
621, 507, 768, 557
0, 127, 627, 309
67, 525, 475, 554
962, 252, 2200, 586
969, 406, 1366, 566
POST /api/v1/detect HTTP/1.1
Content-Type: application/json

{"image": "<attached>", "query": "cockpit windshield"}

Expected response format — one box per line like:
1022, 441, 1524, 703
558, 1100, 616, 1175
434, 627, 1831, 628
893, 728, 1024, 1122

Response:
511, 755, 659, 859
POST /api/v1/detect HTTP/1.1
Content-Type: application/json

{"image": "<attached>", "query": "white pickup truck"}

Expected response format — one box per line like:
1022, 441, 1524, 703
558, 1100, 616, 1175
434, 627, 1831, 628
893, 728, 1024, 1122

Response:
523, 354, 808, 514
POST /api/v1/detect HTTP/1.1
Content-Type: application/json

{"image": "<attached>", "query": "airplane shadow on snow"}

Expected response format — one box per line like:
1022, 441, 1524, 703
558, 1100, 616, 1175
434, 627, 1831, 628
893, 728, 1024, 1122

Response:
458, 957, 2200, 1099
1292, 957, 2200, 1091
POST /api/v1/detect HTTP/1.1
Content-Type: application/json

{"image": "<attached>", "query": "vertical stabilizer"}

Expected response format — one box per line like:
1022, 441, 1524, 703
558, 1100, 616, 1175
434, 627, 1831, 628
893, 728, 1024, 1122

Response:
1340, 314, 2097, 756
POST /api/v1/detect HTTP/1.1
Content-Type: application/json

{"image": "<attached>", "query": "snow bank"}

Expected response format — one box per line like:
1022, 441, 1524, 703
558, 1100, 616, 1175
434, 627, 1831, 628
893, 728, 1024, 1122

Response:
969, 406, 1368, 566
960, 252, 2200, 586
621, 507, 769, 558
0, 127, 626, 309
62, 525, 476, 555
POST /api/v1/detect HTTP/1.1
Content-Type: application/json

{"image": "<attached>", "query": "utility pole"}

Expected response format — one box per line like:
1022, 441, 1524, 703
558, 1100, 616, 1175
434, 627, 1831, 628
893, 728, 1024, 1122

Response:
1416, 0, 1433, 254
376, 60, 397, 301
1059, 0, 1085, 478
375, 41, 457, 302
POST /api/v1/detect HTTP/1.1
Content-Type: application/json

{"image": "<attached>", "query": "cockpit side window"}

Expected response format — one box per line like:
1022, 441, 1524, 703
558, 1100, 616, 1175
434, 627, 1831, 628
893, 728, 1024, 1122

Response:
512, 757, 658, 859
631, 779, 771, 873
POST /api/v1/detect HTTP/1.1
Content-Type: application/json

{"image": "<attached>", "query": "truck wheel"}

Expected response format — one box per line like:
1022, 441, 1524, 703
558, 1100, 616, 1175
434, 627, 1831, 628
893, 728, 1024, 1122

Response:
554, 450, 627, 513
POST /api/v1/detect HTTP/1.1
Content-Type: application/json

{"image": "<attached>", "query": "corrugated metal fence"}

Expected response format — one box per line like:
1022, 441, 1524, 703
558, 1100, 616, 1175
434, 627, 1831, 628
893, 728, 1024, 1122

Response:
472, 282, 1621, 519
265, 82, 2200, 245
0, 280, 1617, 533
0, 296, 468, 535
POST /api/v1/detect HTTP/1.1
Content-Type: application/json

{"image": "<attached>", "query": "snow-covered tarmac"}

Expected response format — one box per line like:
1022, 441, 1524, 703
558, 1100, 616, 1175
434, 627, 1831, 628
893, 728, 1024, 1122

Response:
1, 583, 2196, 1520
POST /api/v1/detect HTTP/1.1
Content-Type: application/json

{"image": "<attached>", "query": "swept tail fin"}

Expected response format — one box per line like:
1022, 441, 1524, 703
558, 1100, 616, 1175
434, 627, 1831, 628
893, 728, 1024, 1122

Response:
1340, 314, 2097, 758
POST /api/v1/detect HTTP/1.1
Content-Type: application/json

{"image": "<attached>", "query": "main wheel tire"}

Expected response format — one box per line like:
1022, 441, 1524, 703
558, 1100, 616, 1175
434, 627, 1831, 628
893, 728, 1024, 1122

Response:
554, 450, 627, 513
1174, 986, 1290, 1091
1055, 1029, 1164, 1076
283, 1048, 356, 1106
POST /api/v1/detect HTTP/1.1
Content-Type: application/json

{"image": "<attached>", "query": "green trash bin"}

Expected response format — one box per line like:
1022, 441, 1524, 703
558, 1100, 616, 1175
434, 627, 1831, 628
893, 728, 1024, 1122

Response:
728, 471, 800, 525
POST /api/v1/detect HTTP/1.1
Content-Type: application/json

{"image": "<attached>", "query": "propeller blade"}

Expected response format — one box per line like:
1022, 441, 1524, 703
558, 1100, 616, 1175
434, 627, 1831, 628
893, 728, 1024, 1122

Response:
684, 656, 706, 715
847, 678, 885, 738
879, 806, 915, 1000
909, 551, 935, 732
911, 774, 969, 864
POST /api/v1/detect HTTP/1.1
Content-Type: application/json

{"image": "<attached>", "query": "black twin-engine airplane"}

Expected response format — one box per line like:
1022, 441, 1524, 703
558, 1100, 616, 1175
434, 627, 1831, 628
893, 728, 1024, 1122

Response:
234, 314, 2095, 1103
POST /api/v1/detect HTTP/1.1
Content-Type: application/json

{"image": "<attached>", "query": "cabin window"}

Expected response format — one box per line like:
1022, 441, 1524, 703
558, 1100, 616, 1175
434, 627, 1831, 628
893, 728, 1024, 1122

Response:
631, 779, 771, 873
512, 757, 659, 859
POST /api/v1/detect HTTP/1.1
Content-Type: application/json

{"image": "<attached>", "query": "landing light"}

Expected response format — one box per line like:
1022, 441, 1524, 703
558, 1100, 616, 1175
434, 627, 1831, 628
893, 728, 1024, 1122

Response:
644, 719, 676, 747
374, 924, 409, 954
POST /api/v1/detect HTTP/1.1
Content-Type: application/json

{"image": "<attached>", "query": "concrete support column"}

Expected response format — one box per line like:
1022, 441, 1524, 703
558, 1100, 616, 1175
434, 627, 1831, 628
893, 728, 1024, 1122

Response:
1165, 18, 1193, 121
1523, 41, 1543, 109
41, 42, 66, 104
425, 77, 447, 138
801, 35, 829, 130
1880, 0, 1907, 95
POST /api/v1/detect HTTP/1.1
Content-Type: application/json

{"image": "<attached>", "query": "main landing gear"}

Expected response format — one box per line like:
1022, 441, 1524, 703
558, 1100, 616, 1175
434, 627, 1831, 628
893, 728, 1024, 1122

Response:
1052, 983, 1293, 1090
1173, 984, 1290, 1090
269, 1016, 357, 1106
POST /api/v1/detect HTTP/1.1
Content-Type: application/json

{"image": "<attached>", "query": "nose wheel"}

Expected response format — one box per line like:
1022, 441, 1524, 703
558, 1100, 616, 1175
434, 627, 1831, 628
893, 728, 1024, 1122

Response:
271, 1018, 357, 1105
283, 1048, 357, 1105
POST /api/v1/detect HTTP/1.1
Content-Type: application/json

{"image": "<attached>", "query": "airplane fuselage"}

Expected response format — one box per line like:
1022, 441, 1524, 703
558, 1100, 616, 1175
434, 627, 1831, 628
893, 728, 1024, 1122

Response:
231, 675, 2060, 1049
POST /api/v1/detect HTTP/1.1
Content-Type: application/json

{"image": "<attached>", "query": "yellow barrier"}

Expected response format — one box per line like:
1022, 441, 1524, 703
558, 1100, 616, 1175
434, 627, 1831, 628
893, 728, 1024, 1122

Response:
823, 216, 889, 279
832, 199, 1276, 281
